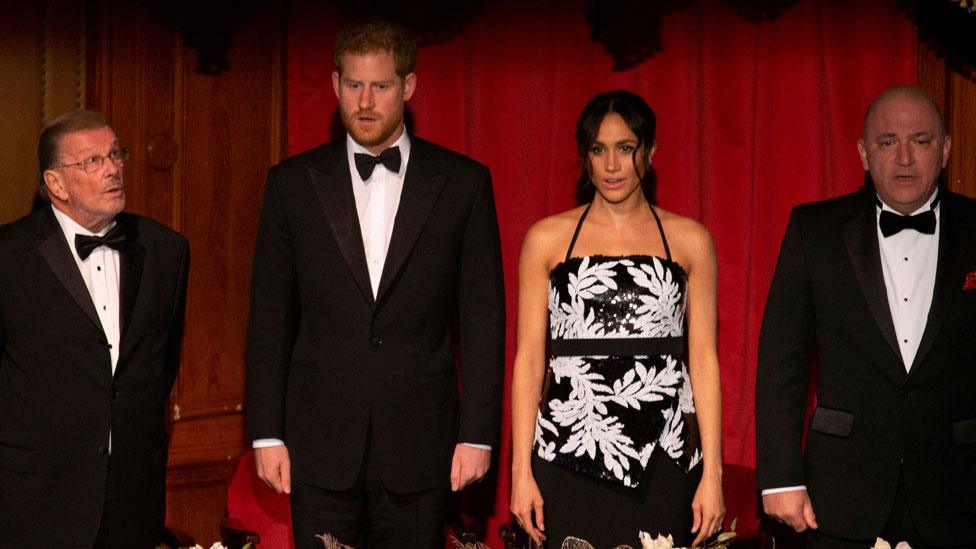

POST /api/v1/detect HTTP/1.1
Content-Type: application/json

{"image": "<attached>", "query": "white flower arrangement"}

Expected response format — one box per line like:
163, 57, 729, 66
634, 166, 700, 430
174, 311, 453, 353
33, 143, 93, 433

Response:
871, 538, 912, 549
556, 518, 737, 549
317, 534, 354, 549
638, 531, 676, 549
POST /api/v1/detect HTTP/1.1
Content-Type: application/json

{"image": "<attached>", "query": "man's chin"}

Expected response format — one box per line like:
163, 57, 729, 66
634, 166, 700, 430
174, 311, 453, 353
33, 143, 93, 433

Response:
348, 128, 387, 148
108, 199, 126, 216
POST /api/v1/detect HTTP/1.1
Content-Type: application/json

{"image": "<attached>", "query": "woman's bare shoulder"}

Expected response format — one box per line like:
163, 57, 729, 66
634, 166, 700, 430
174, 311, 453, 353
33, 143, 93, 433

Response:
653, 207, 715, 263
524, 206, 586, 243
522, 205, 589, 265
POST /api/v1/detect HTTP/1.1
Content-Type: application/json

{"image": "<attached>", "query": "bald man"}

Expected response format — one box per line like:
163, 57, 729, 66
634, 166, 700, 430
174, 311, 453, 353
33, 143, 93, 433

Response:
756, 86, 976, 548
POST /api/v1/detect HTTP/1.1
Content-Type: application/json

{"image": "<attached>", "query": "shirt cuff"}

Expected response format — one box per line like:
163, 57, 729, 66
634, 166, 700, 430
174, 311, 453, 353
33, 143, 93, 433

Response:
252, 438, 285, 448
461, 442, 492, 451
761, 485, 806, 495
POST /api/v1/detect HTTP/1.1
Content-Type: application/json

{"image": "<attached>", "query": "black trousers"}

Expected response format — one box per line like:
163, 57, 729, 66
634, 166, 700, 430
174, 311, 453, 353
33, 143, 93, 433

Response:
807, 472, 964, 549
290, 440, 448, 549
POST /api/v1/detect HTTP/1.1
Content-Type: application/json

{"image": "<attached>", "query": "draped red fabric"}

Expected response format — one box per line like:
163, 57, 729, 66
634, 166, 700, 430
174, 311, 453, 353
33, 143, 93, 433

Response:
287, 0, 916, 544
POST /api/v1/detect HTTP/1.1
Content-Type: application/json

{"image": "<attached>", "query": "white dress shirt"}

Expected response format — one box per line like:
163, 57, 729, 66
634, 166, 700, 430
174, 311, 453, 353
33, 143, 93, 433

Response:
347, 132, 410, 296
877, 191, 939, 370
51, 205, 122, 374
763, 191, 941, 496
254, 132, 489, 452
52, 205, 121, 454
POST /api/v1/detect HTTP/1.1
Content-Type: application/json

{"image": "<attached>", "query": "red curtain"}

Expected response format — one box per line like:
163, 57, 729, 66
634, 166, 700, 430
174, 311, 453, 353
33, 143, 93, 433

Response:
287, 0, 916, 544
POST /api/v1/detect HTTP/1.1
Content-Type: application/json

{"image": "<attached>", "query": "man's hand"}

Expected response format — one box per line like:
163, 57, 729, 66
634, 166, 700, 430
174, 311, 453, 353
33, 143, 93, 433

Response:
450, 444, 490, 492
763, 489, 818, 532
254, 444, 292, 494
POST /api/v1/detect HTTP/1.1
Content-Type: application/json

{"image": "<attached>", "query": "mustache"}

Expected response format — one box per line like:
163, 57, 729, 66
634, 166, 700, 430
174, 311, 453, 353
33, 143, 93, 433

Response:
104, 175, 124, 190
352, 109, 381, 119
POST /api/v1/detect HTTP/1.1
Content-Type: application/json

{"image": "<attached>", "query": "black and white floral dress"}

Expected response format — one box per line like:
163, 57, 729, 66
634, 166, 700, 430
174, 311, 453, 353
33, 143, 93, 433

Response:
532, 203, 703, 546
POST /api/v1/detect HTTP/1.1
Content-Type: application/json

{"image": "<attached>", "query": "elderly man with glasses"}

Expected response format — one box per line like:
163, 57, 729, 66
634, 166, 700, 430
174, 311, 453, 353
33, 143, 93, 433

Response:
0, 110, 190, 548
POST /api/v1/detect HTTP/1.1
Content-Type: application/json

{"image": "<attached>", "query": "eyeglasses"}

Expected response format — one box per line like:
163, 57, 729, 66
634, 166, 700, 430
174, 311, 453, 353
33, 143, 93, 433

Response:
54, 147, 129, 173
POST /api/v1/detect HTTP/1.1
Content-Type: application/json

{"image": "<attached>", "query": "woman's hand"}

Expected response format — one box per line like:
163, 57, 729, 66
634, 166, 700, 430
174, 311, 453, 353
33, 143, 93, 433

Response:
510, 473, 546, 546
690, 472, 725, 547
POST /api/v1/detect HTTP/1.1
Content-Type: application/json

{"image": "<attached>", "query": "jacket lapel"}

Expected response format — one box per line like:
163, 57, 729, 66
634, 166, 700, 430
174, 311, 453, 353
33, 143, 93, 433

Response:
117, 214, 145, 346
841, 193, 903, 373
374, 139, 447, 305
910, 192, 972, 372
36, 208, 104, 333
308, 143, 374, 306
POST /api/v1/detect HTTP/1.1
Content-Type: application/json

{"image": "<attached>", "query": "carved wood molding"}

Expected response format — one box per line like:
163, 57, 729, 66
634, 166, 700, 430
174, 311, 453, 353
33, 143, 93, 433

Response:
0, 1, 89, 223
41, 0, 86, 124
167, 413, 245, 489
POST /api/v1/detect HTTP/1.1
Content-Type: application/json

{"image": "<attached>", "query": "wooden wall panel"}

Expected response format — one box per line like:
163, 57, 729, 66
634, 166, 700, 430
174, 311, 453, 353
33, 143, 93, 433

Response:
88, 2, 180, 226
0, 0, 87, 223
946, 75, 976, 198
918, 41, 976, 199
0, 4, 42, 223
86, 1, 285, 544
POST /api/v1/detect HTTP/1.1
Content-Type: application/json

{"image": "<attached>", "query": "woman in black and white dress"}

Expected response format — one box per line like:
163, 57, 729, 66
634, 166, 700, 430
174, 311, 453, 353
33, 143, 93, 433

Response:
510, 90, 725, 547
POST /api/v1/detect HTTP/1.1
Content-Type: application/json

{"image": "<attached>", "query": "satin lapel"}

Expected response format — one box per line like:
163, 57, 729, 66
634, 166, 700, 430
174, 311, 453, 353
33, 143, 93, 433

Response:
911, 195, 972, 372
118, 215, 145, 346
36, 210, 103, 333
841, 201, 903, 370
375, 142, 446, 304
308, 144, 374, 306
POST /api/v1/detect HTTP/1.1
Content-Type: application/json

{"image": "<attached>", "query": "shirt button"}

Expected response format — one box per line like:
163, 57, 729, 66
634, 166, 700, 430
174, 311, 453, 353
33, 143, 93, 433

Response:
97, 446, 108, 455
97, 266, 102, 271
371, 336, 383, 347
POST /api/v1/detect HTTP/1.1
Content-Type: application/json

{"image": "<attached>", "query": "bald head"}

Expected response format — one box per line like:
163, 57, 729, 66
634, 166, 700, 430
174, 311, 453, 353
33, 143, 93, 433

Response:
856, 85, 951, 215
862, 85, 945, 139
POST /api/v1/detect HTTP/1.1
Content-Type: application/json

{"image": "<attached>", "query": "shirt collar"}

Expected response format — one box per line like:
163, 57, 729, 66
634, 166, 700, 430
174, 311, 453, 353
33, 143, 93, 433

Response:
51, 204, 116, 238
875, 189, 940, 216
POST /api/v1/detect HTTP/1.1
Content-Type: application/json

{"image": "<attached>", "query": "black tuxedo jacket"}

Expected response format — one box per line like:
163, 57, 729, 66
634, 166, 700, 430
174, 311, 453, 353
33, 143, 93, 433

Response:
756, 188, 976, 544
0, 207, 189, 548
245, 137, 505, 494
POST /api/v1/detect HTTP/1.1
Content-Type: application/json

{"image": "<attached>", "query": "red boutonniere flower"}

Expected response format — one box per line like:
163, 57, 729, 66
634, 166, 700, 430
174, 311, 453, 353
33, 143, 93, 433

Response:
964, 271, 976, 291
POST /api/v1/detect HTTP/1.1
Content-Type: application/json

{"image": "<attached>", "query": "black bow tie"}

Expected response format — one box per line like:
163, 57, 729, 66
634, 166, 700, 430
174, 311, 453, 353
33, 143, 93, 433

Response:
75, 223, 127, 260
354, 146, 401, 180
877, 195, 939, 238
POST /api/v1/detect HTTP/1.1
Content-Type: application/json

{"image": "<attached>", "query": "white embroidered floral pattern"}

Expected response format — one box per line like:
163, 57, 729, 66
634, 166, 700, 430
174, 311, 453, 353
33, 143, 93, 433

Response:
536, 255, 701, 487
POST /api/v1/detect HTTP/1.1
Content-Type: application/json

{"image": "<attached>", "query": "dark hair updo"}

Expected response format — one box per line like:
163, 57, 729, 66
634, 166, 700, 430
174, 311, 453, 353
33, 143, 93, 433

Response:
575, 90, 657, 204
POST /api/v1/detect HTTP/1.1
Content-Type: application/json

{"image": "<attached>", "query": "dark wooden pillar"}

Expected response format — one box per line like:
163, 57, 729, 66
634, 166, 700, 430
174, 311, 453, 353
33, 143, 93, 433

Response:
918, 41, 976, 198
86, 1, 286, 542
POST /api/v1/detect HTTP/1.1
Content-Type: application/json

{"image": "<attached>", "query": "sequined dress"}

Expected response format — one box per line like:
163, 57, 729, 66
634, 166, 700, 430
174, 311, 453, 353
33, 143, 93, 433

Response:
534, 203, 702, 489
